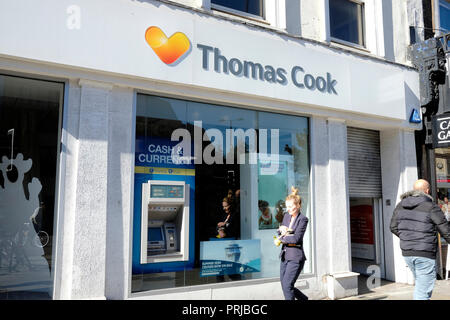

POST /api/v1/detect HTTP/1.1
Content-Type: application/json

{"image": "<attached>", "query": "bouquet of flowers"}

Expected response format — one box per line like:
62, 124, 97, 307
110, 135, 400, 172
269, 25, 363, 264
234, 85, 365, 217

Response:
273, 225, 293, 246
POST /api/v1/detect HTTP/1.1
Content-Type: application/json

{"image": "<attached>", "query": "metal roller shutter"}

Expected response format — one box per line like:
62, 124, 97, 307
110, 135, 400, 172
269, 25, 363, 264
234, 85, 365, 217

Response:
347, 127, 382, 198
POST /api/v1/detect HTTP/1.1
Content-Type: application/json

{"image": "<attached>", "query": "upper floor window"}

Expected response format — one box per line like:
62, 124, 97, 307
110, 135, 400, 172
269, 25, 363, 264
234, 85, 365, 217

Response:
329, 0, 365, 47
211, 0, 264, 19
439, 0, 450, 33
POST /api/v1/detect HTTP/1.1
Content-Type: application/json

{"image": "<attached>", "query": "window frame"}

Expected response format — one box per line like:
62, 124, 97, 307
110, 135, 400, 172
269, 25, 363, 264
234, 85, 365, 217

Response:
328, 0, 366, 49
210, 0, 266, 23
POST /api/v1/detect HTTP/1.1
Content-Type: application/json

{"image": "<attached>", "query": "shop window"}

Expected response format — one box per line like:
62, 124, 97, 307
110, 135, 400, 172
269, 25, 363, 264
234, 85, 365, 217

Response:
131, 94, 311, 293
436, 151, 450, 221
436, 151, 450, 257
211, 0, 264, 19
329, 0, 365, 47
0, 75, 63, 299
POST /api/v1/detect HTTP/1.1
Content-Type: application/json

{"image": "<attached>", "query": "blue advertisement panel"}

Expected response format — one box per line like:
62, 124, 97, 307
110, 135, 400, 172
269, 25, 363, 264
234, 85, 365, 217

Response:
133, 136, 195, 274
199, 240, 261, 277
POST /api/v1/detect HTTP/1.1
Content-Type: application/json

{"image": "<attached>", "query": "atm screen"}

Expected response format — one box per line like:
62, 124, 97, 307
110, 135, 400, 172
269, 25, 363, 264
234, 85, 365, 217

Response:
148, 227, 163, 241
150, 185, 184, 198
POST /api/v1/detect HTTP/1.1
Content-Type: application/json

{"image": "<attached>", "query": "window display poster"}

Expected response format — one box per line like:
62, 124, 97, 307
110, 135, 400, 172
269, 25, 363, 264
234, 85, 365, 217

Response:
199, 240, 261, 277
132, 136, 195, 274
257, 160, 288, 229
350, 204, 375, 260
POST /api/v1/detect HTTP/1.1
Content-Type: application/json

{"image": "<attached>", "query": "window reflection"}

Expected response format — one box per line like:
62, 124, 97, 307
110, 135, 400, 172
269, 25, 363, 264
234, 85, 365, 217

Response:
0, 75, 62, 299
329, 0, 365, 46
132, 95, 311, 293
212, 0, 263, 18
439, 0, 450, 33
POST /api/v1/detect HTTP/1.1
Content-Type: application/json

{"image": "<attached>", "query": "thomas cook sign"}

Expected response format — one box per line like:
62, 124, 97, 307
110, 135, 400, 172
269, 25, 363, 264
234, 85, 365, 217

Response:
196, 44, 338, 95
432, 114, 450, 148
144, 26, 338, 95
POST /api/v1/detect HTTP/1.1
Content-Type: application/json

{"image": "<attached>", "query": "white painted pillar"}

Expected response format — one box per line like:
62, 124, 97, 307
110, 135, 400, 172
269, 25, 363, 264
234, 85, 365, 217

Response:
310, 117, 331, 278
105, 86, 134, 300
380, 128, 417, 284
55, 79, 112, 299
311, 117, 357, 299
327, 118, 352, 274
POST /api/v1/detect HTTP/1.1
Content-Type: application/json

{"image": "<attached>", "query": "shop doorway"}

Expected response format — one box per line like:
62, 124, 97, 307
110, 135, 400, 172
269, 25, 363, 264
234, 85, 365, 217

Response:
195, 163, 241, 252
350, 197, 386, 279
347, 127, 385, 279
0, 75, 63, 299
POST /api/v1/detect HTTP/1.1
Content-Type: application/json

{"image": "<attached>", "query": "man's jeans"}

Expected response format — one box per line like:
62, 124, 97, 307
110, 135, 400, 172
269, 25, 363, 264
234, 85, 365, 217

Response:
404, 256, 436, 300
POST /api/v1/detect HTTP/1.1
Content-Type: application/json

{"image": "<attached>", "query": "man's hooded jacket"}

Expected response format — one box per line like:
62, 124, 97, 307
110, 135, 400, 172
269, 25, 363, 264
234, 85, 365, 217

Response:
390, 190, 450, 259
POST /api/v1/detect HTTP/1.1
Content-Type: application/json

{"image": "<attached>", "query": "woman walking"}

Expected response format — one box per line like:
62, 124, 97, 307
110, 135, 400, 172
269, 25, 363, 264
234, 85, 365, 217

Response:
276, 187, 309, 300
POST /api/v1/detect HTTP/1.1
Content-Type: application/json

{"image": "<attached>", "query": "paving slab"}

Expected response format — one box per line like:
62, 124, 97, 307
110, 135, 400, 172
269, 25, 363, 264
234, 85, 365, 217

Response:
341, 275, 450, 300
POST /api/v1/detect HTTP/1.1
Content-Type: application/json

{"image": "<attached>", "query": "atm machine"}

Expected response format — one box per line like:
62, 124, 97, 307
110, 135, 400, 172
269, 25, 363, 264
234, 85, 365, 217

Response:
140, 180, 190, 264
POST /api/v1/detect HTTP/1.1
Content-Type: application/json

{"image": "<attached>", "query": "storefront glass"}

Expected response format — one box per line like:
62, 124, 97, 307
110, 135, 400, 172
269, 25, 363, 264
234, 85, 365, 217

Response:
131, 94, 311, 293
350, 198, 376, 262
436, 148, 450, 235
435, 148, 450, 277
0, 75, 63, 299
350, 197, 385, 278
436, 149, 450, 206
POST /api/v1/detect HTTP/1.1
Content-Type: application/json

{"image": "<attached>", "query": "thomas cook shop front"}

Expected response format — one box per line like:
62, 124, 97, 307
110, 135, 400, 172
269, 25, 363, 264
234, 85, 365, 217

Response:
0, 0, 421, 299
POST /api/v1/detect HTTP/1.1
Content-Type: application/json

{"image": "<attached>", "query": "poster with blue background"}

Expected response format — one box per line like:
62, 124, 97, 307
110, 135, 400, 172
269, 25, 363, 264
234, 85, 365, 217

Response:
200, 239, 261, 277
133, 136, 195, 274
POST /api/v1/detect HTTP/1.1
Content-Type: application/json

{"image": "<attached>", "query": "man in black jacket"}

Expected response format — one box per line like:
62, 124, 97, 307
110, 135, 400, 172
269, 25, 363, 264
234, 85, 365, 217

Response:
390, 179, 450, 300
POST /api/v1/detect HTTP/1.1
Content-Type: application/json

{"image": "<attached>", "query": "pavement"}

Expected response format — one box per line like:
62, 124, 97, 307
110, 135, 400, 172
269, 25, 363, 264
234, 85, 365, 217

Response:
341, 275, 450, 300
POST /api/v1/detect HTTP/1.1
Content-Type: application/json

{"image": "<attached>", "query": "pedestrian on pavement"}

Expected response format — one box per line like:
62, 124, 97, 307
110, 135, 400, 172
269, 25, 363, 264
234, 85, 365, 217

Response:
390, 179, 450, 300
276, 186, 309, 300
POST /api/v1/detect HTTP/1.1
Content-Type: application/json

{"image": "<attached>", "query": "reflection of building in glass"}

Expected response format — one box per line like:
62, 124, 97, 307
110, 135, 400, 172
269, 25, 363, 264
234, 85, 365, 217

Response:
225, 243, 242, 262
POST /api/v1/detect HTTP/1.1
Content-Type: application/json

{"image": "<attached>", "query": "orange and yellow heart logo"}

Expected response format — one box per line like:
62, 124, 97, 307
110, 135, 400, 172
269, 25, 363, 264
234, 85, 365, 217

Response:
145, 26, 191, 65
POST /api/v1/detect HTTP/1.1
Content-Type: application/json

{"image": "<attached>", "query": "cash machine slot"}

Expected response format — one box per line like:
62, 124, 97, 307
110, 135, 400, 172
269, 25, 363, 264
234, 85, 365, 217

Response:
140, 180, 190, 264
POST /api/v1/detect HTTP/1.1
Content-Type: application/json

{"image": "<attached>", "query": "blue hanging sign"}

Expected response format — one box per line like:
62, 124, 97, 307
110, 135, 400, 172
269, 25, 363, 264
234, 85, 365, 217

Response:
409, 108, 421, 124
